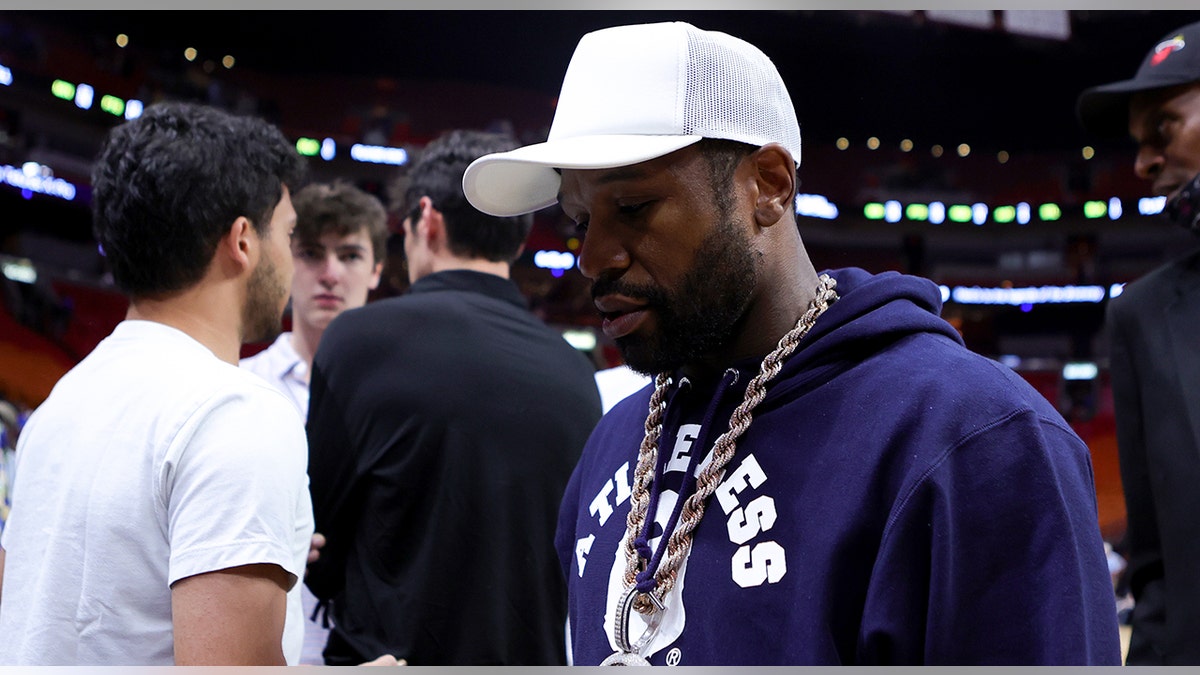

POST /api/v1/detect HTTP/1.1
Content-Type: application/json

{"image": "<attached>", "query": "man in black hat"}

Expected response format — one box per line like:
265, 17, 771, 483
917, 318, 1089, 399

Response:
1077, 19, 1200, 665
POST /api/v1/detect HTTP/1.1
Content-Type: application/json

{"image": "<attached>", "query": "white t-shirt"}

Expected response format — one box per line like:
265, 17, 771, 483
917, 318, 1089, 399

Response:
240, 331, 329, 666
0, 320, 314, 665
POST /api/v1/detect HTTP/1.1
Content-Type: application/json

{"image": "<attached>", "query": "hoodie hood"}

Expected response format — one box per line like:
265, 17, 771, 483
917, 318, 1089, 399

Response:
719, 267, 964, 409
804, 267, 960, 354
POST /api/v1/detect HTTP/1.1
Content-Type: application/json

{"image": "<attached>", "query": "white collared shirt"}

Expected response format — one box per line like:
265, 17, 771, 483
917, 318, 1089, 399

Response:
240, 332, 309, 418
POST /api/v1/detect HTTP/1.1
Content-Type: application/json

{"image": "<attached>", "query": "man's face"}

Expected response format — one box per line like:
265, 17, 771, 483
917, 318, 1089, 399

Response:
559, 146, 758, 376
290, 228, 382, 334
1128, 83, 1200, 200
244, 187, 297, 344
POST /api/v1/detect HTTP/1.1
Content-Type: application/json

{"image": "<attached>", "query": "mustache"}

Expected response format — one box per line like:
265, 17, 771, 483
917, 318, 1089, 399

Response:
590, 277, 669, 306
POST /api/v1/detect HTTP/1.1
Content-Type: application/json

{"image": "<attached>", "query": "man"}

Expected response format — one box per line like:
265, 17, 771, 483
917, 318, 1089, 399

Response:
240, 180, 386, 664
0, 102, 313, 665
305, 129, 603, 665
243, 181, 387, 416
1077, 19, 1200, 665
463, 21, 1121, 665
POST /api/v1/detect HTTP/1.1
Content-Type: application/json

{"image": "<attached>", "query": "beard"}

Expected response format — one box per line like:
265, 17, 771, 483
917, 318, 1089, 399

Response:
593, 217, 758, 376
243, 251, 289, 344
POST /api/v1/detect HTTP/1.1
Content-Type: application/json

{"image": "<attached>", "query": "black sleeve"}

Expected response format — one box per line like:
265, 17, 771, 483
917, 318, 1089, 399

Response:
1108, 299, 1166, 664
304, 344, 366, 601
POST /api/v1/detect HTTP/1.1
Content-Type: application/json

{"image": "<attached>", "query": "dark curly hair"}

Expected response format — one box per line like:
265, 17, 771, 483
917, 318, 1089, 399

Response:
403, 129, 532, 263
291, 181, 388, 266
91, 101, 307, 296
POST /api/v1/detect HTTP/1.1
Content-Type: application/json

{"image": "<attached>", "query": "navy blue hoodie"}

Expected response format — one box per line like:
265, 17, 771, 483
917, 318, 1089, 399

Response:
555, 267, 1121, 665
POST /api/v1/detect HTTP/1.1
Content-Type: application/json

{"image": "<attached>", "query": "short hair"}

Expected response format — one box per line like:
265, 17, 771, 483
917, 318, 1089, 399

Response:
91, 101, 307, 297
291, 181, 388, 265
697, 139, 756, 217
696, 138, 801, 218
404, 129, 533, 263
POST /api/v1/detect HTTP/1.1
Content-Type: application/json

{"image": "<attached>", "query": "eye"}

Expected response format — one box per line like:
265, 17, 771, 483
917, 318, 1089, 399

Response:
1149, 115, 1174, 146
618, 201, 650, 216
339, 251, 365, 263
294, 246, 321, 261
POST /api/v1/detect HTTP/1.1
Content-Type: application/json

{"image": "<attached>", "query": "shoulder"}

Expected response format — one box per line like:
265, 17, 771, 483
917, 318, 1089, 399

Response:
168, 369, 306, 478
160, 355, 304, 448
319, 296, 420, 344
1112, 247, 1200, 309
867, 332, 1075, 442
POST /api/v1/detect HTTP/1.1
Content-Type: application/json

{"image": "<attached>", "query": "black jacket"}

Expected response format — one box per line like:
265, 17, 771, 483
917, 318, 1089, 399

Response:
1108, 246, 1200, 664
305, 270, 602, 665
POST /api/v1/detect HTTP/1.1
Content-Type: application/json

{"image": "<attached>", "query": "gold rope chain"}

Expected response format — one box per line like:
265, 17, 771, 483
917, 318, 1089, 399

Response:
620, 273, 839, 616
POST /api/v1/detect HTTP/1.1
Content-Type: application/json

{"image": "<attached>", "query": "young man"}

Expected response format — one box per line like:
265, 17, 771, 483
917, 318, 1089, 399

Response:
241, 181, 386, 416
240, 180, 386, 664
1077, 19, 1200, 665
0, 102, 313, 665
305, 130, 602, 665
464, 21, 1121, 665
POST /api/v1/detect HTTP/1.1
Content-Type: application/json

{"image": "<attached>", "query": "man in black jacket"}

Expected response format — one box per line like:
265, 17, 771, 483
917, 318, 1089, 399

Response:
304, 130, 602, 665
1077, 19, 1200, 665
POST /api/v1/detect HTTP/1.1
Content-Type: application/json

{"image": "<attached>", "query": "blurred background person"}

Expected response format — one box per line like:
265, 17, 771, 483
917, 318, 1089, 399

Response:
1077, 18, 1200, 665
304, 129, 602, 665
240, 179, 387, 665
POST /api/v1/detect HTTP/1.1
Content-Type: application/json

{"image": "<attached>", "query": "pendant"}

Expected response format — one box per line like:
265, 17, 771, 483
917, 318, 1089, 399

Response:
601, 650, 652, 666
613, 586, 663, 652
603, 586, 663, 666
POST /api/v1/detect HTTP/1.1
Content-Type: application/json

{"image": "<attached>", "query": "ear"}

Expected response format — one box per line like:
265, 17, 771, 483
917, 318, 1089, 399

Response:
417, 196, 445, 250
750, 143, 796, 229
220, 216, 257, 274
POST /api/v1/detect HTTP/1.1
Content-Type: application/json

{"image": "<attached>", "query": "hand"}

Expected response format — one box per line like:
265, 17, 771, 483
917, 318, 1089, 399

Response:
359, 654, 406, 666
305, 533, 326, 578
308, 533, 326, 565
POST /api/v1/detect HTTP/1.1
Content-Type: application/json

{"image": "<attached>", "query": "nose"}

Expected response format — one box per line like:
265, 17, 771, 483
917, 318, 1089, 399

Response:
575, 220, 631, 282
1133, 143, 1164, 182
317, 254, 341, 287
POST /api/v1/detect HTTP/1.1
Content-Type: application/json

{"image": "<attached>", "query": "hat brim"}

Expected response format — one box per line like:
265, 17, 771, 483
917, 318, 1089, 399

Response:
463, 134, 702, 217
1077, 74, 1200, 138
1076, 78, 1151, 138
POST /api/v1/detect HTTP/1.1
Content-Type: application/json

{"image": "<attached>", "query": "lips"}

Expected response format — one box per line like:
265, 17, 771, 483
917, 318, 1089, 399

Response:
1154, 181, 1178, 198
595, 295, 651, 340
313, 294, 343, 308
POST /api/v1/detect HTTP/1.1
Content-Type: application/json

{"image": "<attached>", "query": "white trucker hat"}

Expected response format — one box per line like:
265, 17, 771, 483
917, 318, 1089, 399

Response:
462, 21, 801, 217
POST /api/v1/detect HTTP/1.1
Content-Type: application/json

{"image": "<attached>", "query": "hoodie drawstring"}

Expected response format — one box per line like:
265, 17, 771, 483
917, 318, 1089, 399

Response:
633, 368, 743, 595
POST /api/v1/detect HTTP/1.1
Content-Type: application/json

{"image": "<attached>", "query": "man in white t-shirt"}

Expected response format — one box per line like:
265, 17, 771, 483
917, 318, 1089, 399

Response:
0, 102, 314, 665
241, 181, 386, 664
